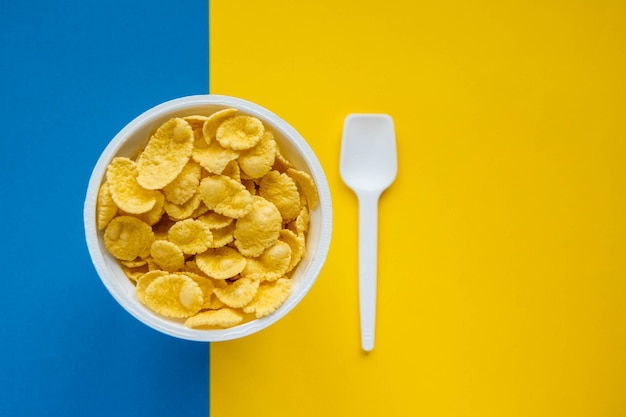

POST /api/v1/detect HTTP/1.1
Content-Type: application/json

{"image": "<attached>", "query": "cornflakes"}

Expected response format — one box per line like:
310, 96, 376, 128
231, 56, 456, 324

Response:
242, 240, 292, 282
258, 170, 301, 221
216, 114, 264, 150
106, 157, 159, 214
198, 174, 253, 218
142, 273, 203, 318
98, 108, 321, 329
233, 196, 282, 257
184, 308, 243, 329
96, 182, 118, 230
137, 117, 194, 190
212, 277, 260, 308
195, 246, 246, 280
150, 240, 185, 272
243, 278, 293, 319
167, 218, 213, 255
104, 216, 155, 261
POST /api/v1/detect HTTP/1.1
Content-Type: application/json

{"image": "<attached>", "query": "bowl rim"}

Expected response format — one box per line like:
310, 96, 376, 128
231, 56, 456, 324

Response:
83, 94, 332, 342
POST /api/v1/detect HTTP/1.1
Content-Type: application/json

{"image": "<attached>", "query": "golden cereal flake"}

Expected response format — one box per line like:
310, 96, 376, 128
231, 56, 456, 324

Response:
96, 182, 119, 230
140, 191, 165, 225
221, 160, 241, 182
197, 211, 234, 229
182, 115, 210, 129
242, 240, 292, 282
122, 263, 149, 282
120, 258, 148, 268
287, 168, 319, 209
195, 246, 247, 280
191, 201, 210, 218
167, 218, 213, 255
206, 222, 236, 248
216, 115, 264, 150
243, 278, 292, 319
202, 108, 238, 144
150, 240, 185, 272
180, 271, 215, 310
234, 196, 282, 257
106, 157, 159, 214
104, 215, 155, 261
162, 159, 201, 205
288, 206, 310, 236
272, 146, 294, 172
142, 273, 203, 318
191, 132, 239, 175
212, 277, 259, 308
279, 229, 305, 274
136, 270, 169, 303
206, 278, 227, 309
163, 190, 203, 221
121, 190, 165, 226
198, 175, 253, 218
237, 130, 277, 179
136, 117, 194, 190
184, 308, 243, 329
258, 170, 301, 221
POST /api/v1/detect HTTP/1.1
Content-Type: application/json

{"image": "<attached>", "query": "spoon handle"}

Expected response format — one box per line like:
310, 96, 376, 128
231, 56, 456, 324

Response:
358, 191, 380, 352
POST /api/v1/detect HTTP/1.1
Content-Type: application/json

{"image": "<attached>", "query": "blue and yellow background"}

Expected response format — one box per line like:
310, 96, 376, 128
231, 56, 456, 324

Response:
1, 1, 625, 416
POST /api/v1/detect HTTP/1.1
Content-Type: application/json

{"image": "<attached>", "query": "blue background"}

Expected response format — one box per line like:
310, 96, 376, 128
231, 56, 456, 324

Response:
0, 1, 209, 415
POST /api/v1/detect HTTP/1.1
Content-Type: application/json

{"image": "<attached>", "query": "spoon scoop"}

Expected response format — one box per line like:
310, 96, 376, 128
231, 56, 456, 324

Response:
340, 114, 397, 351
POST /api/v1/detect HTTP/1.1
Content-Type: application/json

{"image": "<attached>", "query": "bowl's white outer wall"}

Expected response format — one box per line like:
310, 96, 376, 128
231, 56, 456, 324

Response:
84, 95, 332, 342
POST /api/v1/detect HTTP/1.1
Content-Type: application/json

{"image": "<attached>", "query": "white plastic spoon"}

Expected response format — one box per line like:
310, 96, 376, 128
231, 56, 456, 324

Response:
340, 114, 397, 352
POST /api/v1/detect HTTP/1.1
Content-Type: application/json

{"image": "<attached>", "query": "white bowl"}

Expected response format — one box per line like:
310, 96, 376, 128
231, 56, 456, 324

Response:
84, 95, 332, 342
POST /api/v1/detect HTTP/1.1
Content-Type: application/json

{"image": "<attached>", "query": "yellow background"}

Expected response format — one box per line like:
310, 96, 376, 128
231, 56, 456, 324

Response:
209, 1, 626, 415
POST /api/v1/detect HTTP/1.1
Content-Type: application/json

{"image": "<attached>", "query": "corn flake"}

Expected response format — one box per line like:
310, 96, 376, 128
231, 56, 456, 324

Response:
180, 271, 215, 310
258, 170, 301, 221
195, 246, 247, 279
212, 277, 259, 308
234, 196, 282, 257
142, 273, 203, 318
243, 240, 292, 282
197, 211, 234, 229
287, 168, 319, 209
162, 159, 201, 205
136, 117, 194, 190
198, 175, 253, 218
104, 215, 155, 261
279, 229, 305, 274
243, 278, 292, 319
182, 115, 210, 129
121, 262, 149, 282
163, 190, 203, 220
288, 206, 310, 236
184, 308, 243, 329
273, 147, 294, 172
150, 240, 185, 272
136, 270, 169, 303
191, 133, 240, 174
216, 115, 264, 150
202, 108, 238, 144
121, 191, 165, 226
106, 157, 159, 214
238, 130, 277, 179
96, 182, 118, 230
221, 160, 241, 182
167, 218, 213, 255
206, 222, 236, 248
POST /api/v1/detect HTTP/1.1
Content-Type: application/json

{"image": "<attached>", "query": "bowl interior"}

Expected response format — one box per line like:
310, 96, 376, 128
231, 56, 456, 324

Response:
84, 95, 332, 342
